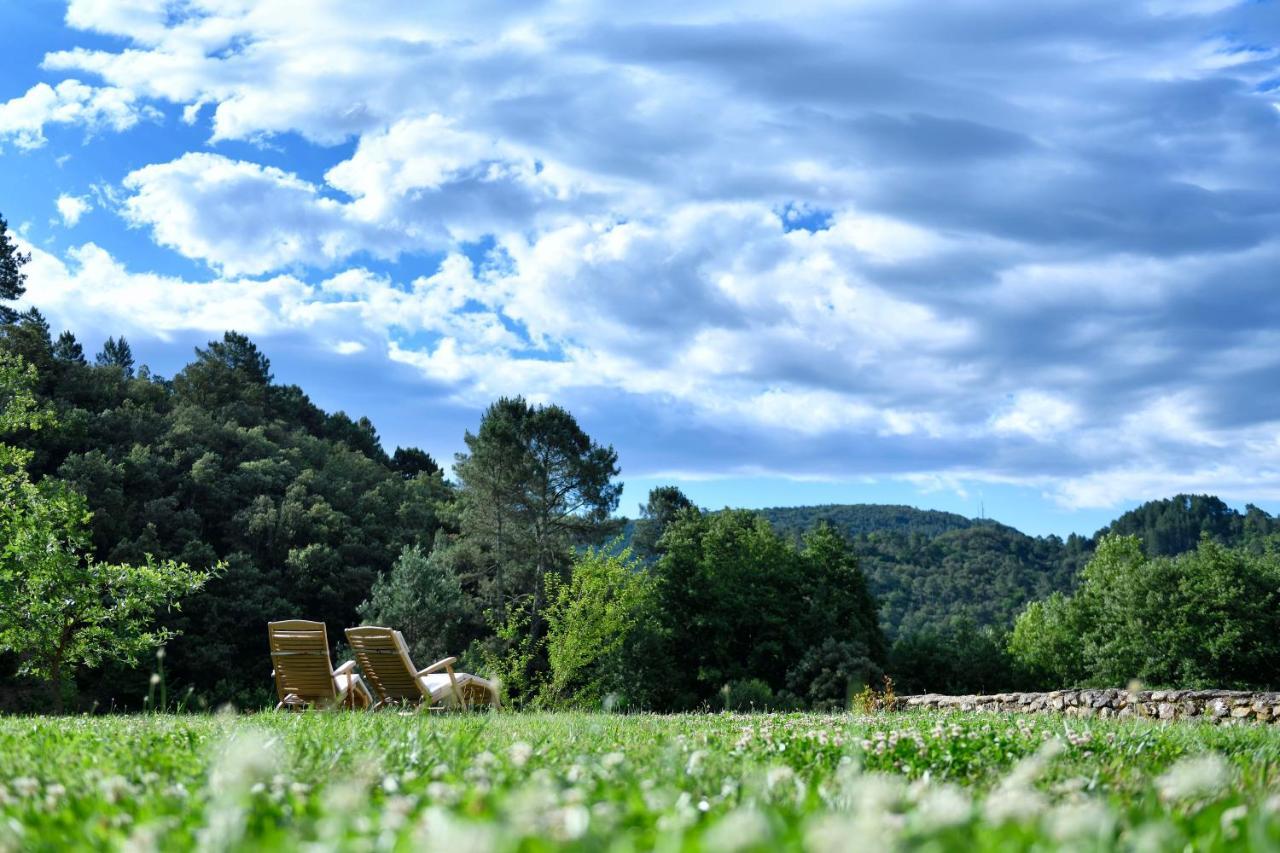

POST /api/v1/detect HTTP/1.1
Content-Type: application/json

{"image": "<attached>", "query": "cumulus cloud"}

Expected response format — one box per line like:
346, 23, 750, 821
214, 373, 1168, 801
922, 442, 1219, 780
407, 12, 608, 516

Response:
0, 79, 153, 149
6, 0, 1280, 511
54, 193, 91, 227
119, 153, 412, 275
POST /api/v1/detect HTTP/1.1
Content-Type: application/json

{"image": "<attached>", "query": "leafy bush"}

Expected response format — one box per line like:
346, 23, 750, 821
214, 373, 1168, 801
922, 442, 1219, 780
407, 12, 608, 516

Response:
1010, 534, 1280, 688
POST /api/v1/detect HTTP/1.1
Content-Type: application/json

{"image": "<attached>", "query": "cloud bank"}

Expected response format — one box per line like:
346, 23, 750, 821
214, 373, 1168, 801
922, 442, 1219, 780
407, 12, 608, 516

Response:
8, 0, 1280, 509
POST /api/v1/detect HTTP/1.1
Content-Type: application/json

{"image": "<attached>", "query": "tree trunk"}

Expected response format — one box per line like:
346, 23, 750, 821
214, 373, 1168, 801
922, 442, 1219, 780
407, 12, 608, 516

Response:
49, 657, 64, 715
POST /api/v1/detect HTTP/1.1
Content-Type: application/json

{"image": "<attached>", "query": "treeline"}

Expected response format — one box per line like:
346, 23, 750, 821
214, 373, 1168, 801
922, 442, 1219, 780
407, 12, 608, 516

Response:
4, 213, 1280, 707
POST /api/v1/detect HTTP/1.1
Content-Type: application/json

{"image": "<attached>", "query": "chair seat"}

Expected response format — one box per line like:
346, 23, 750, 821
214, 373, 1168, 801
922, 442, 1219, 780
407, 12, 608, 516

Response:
419, 672, 497, 705
336, 673, 373, 708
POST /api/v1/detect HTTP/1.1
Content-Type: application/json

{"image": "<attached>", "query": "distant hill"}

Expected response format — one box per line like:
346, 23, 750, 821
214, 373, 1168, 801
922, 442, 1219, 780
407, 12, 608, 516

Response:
1097, 494, 1279, 557
623, 494, 1279, 642
757, 503, 974, 540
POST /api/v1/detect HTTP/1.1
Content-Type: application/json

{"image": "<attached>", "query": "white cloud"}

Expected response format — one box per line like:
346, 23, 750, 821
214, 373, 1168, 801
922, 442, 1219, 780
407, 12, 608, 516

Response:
991, 392, 1082, 441
55, 194, 91, 227
120, 153, 410, 275
0, 79, 153, 150
7, 0, 1280, 514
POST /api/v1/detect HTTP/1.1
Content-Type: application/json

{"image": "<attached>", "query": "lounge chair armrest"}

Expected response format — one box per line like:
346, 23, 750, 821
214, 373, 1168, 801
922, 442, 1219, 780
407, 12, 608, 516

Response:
418, 656, 457, 676
333, 660, 357, 676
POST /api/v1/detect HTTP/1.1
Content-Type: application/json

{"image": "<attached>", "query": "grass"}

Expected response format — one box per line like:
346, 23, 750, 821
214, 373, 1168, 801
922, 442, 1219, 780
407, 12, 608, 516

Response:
3, 710, 1280, 850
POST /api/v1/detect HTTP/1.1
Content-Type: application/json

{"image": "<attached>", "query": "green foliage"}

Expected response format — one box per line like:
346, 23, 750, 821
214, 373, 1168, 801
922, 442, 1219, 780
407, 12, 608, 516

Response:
0, 353, 209, 711
891, 618, 1024, 695
631, 485, 695, 560
1010, 535, 1280, 689
0, 320, 453, 707
1099, 494, 1278, 556
543, 545, 655, 708
856, 522, 1076, 640
720, 677, 777, 711
94, 336, 134, 378
1007, 592, 1087, 687
761, 502, 975, 540
648, 512, 885, 709
452, 396, 622, 699
0, 214, 27, 324
357, 540, 473, 665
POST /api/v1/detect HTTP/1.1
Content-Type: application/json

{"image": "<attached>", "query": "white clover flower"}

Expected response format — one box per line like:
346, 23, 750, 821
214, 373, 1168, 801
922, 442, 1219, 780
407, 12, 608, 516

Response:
1044, 799, 1114, 845
983, 787, 1047, 825
1156, 753, 1230, 803
549, 804, 590, 840
685, 750, 708, 775
1221, 803, 1249, 839
509, 741, 533, 767
703, 807, 770, 852
601, 751, 625, 769
99, 775, 132, 805
413, 807, 497, 853
11, 777, 38, 798
913, 784, 971, 830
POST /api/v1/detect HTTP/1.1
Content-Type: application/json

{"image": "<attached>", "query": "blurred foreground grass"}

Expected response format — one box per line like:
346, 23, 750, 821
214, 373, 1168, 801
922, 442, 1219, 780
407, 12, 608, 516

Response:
3, 710, 1280, 850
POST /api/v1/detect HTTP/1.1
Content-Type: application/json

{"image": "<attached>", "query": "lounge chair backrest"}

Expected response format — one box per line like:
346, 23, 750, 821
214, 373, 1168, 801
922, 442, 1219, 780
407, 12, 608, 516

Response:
345, 626, 421, 703
269, 619, 337, 704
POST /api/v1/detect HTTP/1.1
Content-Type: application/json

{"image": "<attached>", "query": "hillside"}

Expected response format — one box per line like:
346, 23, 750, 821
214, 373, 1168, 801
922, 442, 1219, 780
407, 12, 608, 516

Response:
757, 503, 974, 540
756, 495, 1277, 640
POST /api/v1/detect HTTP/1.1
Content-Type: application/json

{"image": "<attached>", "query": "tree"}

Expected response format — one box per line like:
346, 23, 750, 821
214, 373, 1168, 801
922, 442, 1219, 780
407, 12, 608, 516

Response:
95, 336, 135, 378
0, 352, 210, 711
648, 510, 885, 709
358, 540, 471, 665
0, 214, 28, 324
391, 446, 440, 479
52, 331, 86, 364
631, 485, 695, 559
543, 545, 656, 708
453, 396, 621, 627
1009, 534, 1280, 689
0, 321, 454, 706
173, 331, 268, 416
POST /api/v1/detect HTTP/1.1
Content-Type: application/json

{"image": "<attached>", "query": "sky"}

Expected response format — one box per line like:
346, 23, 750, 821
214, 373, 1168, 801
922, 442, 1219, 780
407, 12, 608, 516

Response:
1, 0, 1279, 538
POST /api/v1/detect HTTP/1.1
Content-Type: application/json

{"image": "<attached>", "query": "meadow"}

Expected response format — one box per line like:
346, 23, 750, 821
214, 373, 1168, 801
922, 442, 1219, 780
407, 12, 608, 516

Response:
3, 711, 1280, 851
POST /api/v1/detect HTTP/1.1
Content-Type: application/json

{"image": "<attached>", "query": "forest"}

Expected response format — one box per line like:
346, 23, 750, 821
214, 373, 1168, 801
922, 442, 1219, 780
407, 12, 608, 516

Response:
2, 216, 1280, 711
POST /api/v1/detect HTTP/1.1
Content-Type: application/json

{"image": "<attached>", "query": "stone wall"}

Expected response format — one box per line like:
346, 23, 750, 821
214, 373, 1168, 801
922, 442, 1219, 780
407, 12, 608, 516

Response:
895, 690, 1280, 723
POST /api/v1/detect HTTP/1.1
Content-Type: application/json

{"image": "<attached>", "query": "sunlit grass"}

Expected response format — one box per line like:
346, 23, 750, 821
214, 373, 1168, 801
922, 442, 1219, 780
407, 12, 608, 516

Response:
3, 710, 1280, 850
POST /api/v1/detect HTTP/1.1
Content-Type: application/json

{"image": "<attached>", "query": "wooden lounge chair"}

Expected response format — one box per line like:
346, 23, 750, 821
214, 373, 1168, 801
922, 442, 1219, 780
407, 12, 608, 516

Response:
268, 619, 372, 710
344, 626, 499, 710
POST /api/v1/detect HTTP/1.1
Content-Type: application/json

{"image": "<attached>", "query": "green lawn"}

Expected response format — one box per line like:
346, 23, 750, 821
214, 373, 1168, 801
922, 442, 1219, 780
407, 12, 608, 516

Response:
3, 710, 1280, 850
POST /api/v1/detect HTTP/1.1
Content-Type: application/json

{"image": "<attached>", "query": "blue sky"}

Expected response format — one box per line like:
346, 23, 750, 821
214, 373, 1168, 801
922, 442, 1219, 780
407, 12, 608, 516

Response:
2, 0, 1280, 538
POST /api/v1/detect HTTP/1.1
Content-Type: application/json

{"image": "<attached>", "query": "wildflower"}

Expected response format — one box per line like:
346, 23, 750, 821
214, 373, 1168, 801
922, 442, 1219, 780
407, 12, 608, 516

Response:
913, 784, 971, 830
1221, 804, 1249, 838
509, 741, 533, 767
703, 808, 770, 852
11, 778, 38, 798
1156, 753, 1230, 804
1045, 800, 1113, 845
548, 805, 590, 840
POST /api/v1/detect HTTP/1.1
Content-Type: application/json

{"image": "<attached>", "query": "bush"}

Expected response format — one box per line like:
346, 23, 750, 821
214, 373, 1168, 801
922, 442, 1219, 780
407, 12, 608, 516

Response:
721, 678, 776, 711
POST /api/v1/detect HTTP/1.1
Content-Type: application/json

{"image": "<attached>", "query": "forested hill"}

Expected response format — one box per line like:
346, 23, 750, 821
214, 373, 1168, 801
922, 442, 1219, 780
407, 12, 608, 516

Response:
758, 504, 974, 540
752, 496, 1279, 641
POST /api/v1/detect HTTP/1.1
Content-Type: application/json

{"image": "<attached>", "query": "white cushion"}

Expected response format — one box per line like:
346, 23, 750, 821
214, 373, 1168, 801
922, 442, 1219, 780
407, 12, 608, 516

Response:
417, 672, 497, 705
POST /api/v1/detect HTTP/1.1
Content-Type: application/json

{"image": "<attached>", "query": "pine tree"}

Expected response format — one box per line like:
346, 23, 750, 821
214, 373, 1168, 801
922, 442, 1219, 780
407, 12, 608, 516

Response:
95, 336, 135, 378
52, 331, 86, 364
0, 214, 29, 324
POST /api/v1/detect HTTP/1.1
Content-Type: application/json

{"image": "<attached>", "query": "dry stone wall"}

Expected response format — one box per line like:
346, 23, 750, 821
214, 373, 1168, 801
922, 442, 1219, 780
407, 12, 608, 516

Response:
896, 690, 1280, 723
